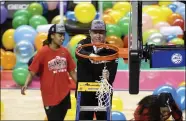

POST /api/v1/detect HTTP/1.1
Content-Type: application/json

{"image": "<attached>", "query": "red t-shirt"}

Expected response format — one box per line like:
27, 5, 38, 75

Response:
29, 45, 76, 106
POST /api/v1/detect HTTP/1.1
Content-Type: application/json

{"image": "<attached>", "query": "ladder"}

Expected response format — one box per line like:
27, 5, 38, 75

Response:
75, 82, 111, 120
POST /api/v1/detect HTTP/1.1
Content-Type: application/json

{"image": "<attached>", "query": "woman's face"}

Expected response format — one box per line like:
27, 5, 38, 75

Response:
90, 30, 106, 44
51, 33, 65, 46
160, 107, 171, 121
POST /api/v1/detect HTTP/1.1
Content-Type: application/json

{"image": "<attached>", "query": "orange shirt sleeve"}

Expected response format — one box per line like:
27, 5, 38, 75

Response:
65, 48, 76, 72
28, 51, 43, 73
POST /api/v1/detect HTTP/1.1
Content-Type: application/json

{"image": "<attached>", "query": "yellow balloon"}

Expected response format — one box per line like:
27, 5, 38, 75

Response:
112, 97, 123, 111
74, 2, 96, 23
113, 2, 131, 16
179, 81, 185, 87
66, 109, 76, 116
160, 6, 173, 21
159, 0, 172, 6
0, 49, 5, 66
2, 29, 15, 50
51, 15, 67, 24
1, 101, 4, 115
69, 34, 87, 47
108, 10, 123, 23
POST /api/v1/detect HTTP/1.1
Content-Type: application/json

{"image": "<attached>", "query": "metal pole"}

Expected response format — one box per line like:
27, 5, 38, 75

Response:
99, 1, 103, 20
59, 1, 64, 24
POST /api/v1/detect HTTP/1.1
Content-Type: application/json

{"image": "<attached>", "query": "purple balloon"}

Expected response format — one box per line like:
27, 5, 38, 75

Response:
1, 5, 8, 24
57, 1, 67, 13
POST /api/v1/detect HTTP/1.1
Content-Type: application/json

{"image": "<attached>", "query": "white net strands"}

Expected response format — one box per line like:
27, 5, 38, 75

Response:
95, 66, 113, 110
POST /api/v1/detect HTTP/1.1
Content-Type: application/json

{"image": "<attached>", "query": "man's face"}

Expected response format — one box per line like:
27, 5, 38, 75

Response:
90, 30, 106, 44
160, 107, 171, 121
51, 33, 65, 46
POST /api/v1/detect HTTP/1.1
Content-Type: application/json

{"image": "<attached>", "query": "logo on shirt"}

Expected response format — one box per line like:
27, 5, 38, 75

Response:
171, 53, 182, 64
48, 56, 67, 74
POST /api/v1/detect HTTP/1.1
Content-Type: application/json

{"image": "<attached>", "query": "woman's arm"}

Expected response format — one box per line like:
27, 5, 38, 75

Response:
69, 70, 77, 83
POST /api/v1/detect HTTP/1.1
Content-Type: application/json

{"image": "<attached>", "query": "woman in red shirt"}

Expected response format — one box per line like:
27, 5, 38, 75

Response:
21, 24, 77, 121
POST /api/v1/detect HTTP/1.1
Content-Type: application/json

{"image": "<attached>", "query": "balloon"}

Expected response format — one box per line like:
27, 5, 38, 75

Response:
13, 9, 32, 19
142, 13, 153, 31
168, 4, 177, 12
106, 24, 122, 38
0, 49, 5, 67
147, 33, 166, 45
112, 97, 123, 111
29, 15, 48, 29
169, 38, 184, 45
112, 111, 126, 120
117, 16, 130, 36
14, 40, 35, 63
159, 0, 172, 6
160, 6, 173, 21
12, 16, 29, 29
62, 33, 70, 47
106, 36, 124, 48
143, 29, 159, 45
14, 25, 37, 45
35, 32, 48, 51
113, 2, 131, 15
47, 2, 58, 11
0, 101, 4, 114
167, 13, 183, 25
171, 18, 184, 30
102, 14, 116, 24
69, 34, 87, 47
1, 5, 8, 24
12, 67, 29, 86
102, 1, 113, 11
2, 29, 15, 50
172, 2, 185, 8
153, 85, 177, 100
66, 11, 76, 21
154, 22, 170, 30
108, 10, 123, 23
27, 2, 43, 15
166, 34, 177, 42
104, 8, 113, 14
74, 2, 96, 23
123, 35, 129, 48
51, 15, 66, 24
176, 6, 185, 15
1, 51, 16, 70
179, 81, 185, 87
39, 1, 48, 14
180, 12, 185, 20
176, 86, 185, 110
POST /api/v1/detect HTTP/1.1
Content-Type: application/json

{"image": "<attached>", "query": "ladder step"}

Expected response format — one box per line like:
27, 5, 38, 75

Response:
80, 106, 107, 111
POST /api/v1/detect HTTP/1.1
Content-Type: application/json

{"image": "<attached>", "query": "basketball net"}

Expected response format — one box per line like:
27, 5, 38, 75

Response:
95, 65, 113, 111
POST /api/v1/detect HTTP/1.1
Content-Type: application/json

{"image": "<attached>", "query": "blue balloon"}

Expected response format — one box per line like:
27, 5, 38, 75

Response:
65, 11, 76, 21
1, 5, 8, 24
153, 85, 177, 100
94, 12, 100, 20
62, 32, 70, 47
176, 86, 186, 110
172, 2, 185, 8
112, 111, 126, 120
14, 25, 37, 45
39, 1, 48, 14
14, 40, 35, 63
166, 35, 177, 42
168, 4, 177, 12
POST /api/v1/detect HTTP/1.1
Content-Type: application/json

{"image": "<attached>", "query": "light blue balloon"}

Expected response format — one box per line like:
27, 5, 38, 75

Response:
14, 40, 35, 63
66, 11, 76, 21
166, 35, 177, 42
172, 2, 185, 8
176, 6, 185, 15
112, 111, 126, 120
14, 25, 37, 45
62, 32, 70, 47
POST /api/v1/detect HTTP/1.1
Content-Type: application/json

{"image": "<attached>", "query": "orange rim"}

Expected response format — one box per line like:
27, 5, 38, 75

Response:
75, 43, 128, 61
